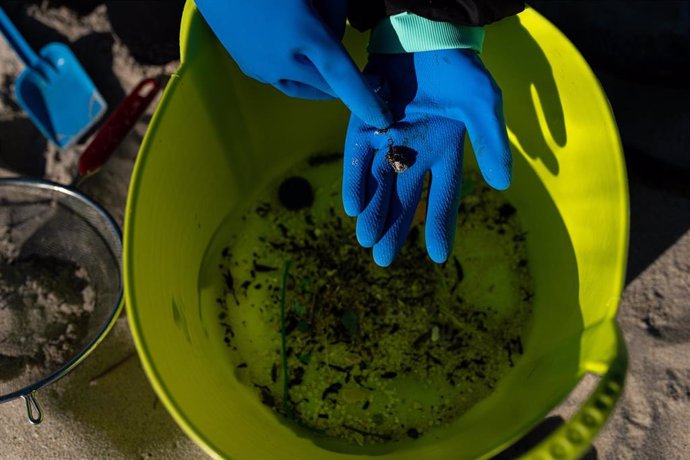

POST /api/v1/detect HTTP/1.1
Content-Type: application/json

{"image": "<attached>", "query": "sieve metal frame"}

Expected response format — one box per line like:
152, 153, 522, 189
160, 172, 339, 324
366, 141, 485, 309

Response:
0, 177, 124, 413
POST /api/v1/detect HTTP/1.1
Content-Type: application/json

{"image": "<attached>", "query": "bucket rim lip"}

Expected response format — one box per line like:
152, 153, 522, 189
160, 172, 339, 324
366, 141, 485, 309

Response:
123, 3, 629, 459
0, 177, 124, 404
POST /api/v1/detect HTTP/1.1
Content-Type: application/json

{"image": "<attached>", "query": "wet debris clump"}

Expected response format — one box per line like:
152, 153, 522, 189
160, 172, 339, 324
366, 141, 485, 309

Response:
385, 145, 412, 173
278, 176, 314, 211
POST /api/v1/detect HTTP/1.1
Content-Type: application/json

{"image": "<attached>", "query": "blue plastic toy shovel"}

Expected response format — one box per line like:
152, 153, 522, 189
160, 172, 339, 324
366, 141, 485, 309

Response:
0, 7, 106, 149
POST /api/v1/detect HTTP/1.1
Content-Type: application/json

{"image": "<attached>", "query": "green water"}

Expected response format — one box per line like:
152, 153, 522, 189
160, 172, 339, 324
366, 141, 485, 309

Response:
212, 154, 534, 445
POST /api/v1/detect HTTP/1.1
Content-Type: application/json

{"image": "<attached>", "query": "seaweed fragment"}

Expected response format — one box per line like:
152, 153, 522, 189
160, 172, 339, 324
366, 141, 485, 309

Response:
222, 268, 239, 305
254, 384, 275, 406
307, 152, 343, 167
255, 202, 272, 217
406, 428, 420, 439
413, 331, 431, 348
342, 424, 391, 441
453, 256, 464, 283
321, 383, 343, 400
354, 375, 375, 391
254, 261, 278, 272
289, 366, 305, 387
271, 363, 278, 383
498, 203, 516, 219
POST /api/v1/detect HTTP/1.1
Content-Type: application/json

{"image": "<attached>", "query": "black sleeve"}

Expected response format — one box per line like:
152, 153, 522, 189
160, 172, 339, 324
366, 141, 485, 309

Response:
347, 0, 525, 31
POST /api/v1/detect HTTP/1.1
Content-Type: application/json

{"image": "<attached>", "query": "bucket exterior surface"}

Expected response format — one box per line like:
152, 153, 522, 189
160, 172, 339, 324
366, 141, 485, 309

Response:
124, 3, 628, 459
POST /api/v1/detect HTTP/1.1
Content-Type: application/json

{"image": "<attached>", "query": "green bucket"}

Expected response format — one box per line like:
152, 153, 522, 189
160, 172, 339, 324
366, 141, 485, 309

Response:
124, 3, 628, 459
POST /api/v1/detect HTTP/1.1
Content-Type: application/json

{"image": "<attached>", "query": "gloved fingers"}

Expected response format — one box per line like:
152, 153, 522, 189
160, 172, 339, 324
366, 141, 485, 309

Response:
342, 119, 380, 216
303, 25, 393, 129
460, 92, 512, 191
274, 79, 335, 100
372, 169, 425, 267
425, 153, 464, 264
417, 51, 511, 190
286, 53, 339, 97
355, 148, 396, 247
465, 108, 512, 190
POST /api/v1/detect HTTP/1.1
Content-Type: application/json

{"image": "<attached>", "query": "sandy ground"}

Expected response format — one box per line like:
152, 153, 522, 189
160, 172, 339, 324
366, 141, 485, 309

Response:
0, 1, 688, 459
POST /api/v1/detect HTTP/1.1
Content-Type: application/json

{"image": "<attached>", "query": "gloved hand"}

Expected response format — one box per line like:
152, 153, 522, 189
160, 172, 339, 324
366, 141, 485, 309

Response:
194, 0, 392, 129
343, 49, 512, 266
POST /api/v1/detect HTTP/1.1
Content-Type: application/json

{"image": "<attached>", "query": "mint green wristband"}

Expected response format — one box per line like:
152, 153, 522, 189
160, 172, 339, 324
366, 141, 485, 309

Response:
368, 12, 485, 54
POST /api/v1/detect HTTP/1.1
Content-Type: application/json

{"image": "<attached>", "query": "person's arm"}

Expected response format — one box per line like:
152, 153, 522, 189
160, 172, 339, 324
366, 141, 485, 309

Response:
348, 0, 525, 31
194, 0, 393, 129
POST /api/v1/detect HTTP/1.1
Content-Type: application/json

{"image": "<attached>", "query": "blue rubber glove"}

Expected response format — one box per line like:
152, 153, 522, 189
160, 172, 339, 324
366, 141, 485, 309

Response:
194, 0, 392, 129
343, 49, 512, 266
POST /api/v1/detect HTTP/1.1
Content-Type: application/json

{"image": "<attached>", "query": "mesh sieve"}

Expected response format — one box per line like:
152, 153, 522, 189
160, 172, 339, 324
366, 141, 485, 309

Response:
0, 178, 122, 421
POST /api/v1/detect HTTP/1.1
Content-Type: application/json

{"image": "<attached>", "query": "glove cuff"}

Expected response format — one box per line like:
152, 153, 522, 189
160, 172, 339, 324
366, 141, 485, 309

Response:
368, 12, 485, 54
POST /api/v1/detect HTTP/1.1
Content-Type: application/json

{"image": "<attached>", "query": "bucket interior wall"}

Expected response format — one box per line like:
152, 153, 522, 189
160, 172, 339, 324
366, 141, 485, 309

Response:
125, 4, 627, 459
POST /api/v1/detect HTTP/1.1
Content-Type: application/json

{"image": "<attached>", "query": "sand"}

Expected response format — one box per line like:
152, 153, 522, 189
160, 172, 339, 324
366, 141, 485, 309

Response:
0, 248, 96, 397
0, 1, 688, 459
